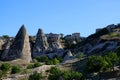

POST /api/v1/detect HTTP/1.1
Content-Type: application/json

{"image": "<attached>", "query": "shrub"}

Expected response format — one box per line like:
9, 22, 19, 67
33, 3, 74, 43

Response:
27, 64, 34, 69
0, 63, 11, 72
48, 67, 62, 80
53, 58, 60, 65
62, 71, 84, 80
22, 69, 28, 74
36, 56, 49, 62
29, 71, 44, 80
2, 35, 9, 39
34, 62, 42, 67
27, 62, 42, 69
48, 67, 84, 80
109, 33, 116, 37
77, 53, 84, 59
11, 66, 21, 74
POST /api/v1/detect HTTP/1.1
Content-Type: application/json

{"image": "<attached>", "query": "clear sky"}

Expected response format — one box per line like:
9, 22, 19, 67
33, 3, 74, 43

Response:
0, 0, 120, 37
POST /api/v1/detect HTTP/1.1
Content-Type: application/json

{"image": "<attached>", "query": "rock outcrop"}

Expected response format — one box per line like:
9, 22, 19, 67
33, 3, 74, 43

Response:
64, 50, 73, 61
1, 25, 32, 62
32, 29, 49, 58
46, 33, 63, 49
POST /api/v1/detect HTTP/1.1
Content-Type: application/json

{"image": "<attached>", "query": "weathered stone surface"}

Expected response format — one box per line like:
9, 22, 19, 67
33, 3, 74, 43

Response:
1, 25, 31, 62
64, 50, 73, 61
32, 29, 49, 58
0, 39, 4, 50
46, 33, 63, 49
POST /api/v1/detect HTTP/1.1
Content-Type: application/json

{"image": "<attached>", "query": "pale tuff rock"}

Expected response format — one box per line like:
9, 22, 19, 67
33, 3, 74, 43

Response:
32, 29, 49, 58
0, 39, 4, 50
64, 50, 73, 61
1, 25, 32, 62
46, 33, 63, 49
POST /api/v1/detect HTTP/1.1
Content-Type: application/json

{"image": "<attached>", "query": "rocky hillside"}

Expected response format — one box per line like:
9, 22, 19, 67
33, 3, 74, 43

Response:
74, 24, 120, 55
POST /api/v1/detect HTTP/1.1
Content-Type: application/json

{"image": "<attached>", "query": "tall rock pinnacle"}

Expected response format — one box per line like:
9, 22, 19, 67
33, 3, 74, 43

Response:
35, 28, 49, 50
32, 28, 49, 58
1, 25, 32, 62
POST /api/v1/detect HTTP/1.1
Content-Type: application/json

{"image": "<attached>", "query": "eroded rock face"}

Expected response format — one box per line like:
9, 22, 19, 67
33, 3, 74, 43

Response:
46, 33, 63, 49
1, 25, 32, 62
0, 39, 4, 50
32, 29, 49, 58
64, 50, 73, 61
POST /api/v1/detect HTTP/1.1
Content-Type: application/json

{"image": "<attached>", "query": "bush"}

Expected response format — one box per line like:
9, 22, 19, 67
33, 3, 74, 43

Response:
36, 56, 49, 62
34, 62, 42, 67
27, 62, 42, 69
27, 64, 34, 69
22, 69, 28, 74
62, 71, 84, 80
109, 33, 116, 37
35, 56, 61, 65
48, 67, 84, 80
11, 66, 21, 74
29, 71, 44, 80
0, 63, 11, 72
48, 67, 62, 80
2, 35, 9, 39
77, 53, 84, 59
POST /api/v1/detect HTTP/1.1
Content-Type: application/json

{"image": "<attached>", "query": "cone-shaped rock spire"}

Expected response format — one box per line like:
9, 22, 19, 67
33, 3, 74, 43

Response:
32, 28, 49, 58
1, 25, 32, 62
35, 28, 49, 50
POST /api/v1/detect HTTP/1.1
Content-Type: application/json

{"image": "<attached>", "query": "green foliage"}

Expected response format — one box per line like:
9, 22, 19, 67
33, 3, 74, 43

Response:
62, 71, 84, 80
36, 56, 49, 62
86, 55, 108, 73
22, 69, 28, 74
0, 70, 2, 79
35, 56, 61, 65
2, 35, 10, 39
48, 67, 63, 80
48, 67, 84, 80
77, 53, 84, 59
27, 62, 42, 69
11, 66, 21, 74
0, 63, 11, 73
104, 52, 119, 71
109, 33, 116, 37
34, 62, 42, 67
27, 64, 34, 69
29, 71, 44, 80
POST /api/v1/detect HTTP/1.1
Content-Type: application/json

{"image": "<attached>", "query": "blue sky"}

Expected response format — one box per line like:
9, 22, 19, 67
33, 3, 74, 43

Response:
0, 0, 120, 37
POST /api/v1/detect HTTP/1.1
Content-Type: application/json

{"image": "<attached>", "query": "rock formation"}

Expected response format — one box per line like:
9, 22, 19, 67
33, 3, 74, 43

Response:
32, 29, 49, 58
64, 50, 73, 61
46, 33, 63, 49
1, 25, 32, 62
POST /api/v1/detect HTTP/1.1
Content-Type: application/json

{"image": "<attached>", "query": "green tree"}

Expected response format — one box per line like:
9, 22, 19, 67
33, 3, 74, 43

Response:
48, 67, 84, 80
105, 52, 119, 71
62, 71, 84, 80
48, 67, 62, 80
2, 35, 9, 39
86, 55, 108, 79
86, 55, 108, 73
53, 58, 60, 65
